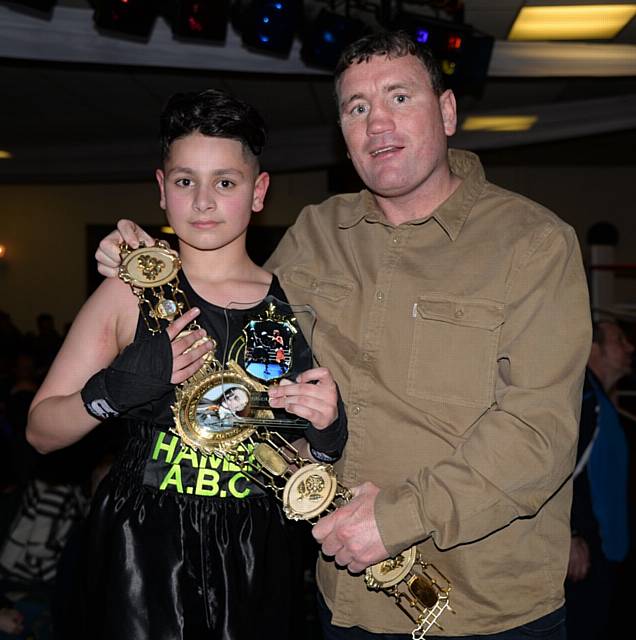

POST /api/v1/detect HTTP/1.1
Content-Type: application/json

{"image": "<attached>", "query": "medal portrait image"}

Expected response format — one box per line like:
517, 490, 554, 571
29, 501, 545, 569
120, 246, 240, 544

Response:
195, 383, 251, 434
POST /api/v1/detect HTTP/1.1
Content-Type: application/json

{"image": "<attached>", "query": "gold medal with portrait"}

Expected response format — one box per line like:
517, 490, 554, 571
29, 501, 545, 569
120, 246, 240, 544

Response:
172, 360, 272, 456
172, 296, 317, 456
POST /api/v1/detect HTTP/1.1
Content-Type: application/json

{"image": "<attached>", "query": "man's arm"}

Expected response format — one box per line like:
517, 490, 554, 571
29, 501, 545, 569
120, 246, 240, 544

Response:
316, 223, 591, 569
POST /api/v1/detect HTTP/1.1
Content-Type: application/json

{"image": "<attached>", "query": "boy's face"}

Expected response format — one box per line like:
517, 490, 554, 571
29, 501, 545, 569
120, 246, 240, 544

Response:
156, 133, 269, 253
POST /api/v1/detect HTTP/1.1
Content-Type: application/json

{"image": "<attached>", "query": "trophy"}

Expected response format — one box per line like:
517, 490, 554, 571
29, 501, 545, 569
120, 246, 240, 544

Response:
118, 240, 454, 637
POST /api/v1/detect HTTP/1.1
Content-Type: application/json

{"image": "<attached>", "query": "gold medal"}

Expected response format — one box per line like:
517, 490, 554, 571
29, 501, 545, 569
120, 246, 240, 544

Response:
172, 361, 269, 456
282, 463, 339, 521
119, 241, 181, 287
365, 550, 454, 636
118, 241, 191, 332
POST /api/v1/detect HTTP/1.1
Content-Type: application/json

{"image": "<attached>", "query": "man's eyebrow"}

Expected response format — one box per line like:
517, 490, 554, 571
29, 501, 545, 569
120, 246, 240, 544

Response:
339, 82, 415, 109
385, 82, 413, 93
340, 92, 365, 110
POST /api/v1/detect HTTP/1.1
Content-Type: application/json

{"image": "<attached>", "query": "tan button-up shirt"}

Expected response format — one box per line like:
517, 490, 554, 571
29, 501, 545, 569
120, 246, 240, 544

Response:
266, 149, 591, 635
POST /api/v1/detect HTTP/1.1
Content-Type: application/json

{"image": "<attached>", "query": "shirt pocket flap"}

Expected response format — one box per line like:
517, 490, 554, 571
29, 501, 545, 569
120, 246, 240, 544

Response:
416, 296, 504, 331
284, 268, 354, 302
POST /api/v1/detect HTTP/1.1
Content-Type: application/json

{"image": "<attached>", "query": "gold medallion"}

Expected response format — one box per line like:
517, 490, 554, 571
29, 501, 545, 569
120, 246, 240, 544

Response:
119, 242, 181, 288
365, 546, 417, 589
282, 463, 338, 520
172, 361, 271, 456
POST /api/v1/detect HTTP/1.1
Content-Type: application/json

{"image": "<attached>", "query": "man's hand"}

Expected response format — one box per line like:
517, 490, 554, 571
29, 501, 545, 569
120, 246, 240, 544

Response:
166, 308, 214, 384
312, 481, 389, 574
567, 535, 591, 582
95, 219, 154, 278
268, 367, 338, 429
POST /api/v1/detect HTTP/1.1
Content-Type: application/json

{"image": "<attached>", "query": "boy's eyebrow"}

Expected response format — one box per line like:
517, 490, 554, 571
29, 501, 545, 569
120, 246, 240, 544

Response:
167, 166, 246, 177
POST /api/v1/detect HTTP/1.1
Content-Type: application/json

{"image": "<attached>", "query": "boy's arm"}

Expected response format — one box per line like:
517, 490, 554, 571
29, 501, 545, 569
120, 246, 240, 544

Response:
27, 279, 211, 454
27, 277, 134, 453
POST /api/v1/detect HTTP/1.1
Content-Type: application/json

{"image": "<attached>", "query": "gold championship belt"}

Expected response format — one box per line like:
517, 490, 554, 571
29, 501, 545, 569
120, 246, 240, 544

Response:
118, 241, 454, 638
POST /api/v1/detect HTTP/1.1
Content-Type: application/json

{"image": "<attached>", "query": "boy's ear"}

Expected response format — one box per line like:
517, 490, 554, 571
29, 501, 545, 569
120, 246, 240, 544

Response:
252, 171, 270, 213
156, 169, 167, 210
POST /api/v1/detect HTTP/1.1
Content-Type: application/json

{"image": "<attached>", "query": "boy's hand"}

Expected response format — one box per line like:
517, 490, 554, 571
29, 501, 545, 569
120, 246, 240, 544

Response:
166, 308, 214, 384
268, 367, 338, 429
95, 219, 155, 278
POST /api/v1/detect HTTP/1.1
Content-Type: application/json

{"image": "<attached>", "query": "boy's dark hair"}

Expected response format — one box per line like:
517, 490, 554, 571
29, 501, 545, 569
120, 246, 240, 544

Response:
159, 89, 267, 162
334, 30, 445, 97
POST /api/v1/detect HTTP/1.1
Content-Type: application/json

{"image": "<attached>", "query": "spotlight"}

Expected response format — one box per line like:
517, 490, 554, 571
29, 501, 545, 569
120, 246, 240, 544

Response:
166, 1, 229, 42
239, 0, 301, 56
93, 0, 159, 39
393, 14, 494, 98
300, 9, 368, 70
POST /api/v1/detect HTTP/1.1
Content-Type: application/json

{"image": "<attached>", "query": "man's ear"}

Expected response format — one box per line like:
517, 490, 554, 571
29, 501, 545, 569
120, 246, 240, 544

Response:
156, 168, 167, 211
252, 171, 270, 213
439, 89, 457, 137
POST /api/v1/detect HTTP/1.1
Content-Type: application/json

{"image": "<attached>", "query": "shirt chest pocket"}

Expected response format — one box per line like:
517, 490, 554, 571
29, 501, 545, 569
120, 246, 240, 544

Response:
407, 295, 505, 408
282, 268, 354, 321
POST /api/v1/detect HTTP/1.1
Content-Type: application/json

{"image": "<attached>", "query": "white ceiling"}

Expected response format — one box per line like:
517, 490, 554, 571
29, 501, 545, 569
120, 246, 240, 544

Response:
1, 0, 636, 181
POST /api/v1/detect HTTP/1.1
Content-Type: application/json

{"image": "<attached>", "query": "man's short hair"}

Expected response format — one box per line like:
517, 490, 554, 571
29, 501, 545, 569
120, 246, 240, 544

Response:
159, 89, 267, 163
334, 30, 445, 96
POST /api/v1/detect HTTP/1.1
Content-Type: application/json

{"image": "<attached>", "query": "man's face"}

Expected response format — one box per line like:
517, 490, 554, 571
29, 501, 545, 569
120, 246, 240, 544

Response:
598, 322, 634, 380
337, 54, 457, 201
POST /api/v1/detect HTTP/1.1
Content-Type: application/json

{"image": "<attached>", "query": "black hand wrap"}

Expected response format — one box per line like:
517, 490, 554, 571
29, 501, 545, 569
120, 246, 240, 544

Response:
81, 331, 174, 420
306, 387, 348, 463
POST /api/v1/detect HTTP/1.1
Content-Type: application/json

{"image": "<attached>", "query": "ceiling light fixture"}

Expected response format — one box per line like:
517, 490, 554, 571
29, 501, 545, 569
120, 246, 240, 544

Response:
0, 150, 13, 159
462, 115, 538, 132
508, 4, 636, 41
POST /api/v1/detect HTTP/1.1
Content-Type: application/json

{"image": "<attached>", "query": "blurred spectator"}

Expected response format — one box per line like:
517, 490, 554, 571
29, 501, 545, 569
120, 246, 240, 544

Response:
0, 312, 22, 365
566, 320, 632, 639
0, 593, 24, 637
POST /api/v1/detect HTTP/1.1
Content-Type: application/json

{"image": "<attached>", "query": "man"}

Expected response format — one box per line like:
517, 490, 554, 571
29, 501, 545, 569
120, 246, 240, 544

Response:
97, 31, 591, 639
566, 320, 631, 639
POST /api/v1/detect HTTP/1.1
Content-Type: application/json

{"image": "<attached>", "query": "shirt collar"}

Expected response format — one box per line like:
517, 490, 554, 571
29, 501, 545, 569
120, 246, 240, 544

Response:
338, 149, 485, 241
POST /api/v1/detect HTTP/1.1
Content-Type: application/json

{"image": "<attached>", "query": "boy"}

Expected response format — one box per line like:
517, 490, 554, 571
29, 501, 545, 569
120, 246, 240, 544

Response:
27, 89, 345, 639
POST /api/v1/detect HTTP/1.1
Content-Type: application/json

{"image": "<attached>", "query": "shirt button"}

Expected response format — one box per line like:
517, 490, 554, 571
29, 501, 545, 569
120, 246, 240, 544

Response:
311, 280, 318, 290
362, 353, 370, 361
454, 307, 464, 318
376, 291, 384, 302
392, 236, 399, 245
352, 406, 361, 416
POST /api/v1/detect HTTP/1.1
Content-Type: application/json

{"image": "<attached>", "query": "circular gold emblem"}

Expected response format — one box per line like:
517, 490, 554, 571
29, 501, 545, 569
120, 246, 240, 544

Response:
365, 546, 417, 589
119, 243, 181, 288
282, 463, 338, 520
172, 364, 270, 455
